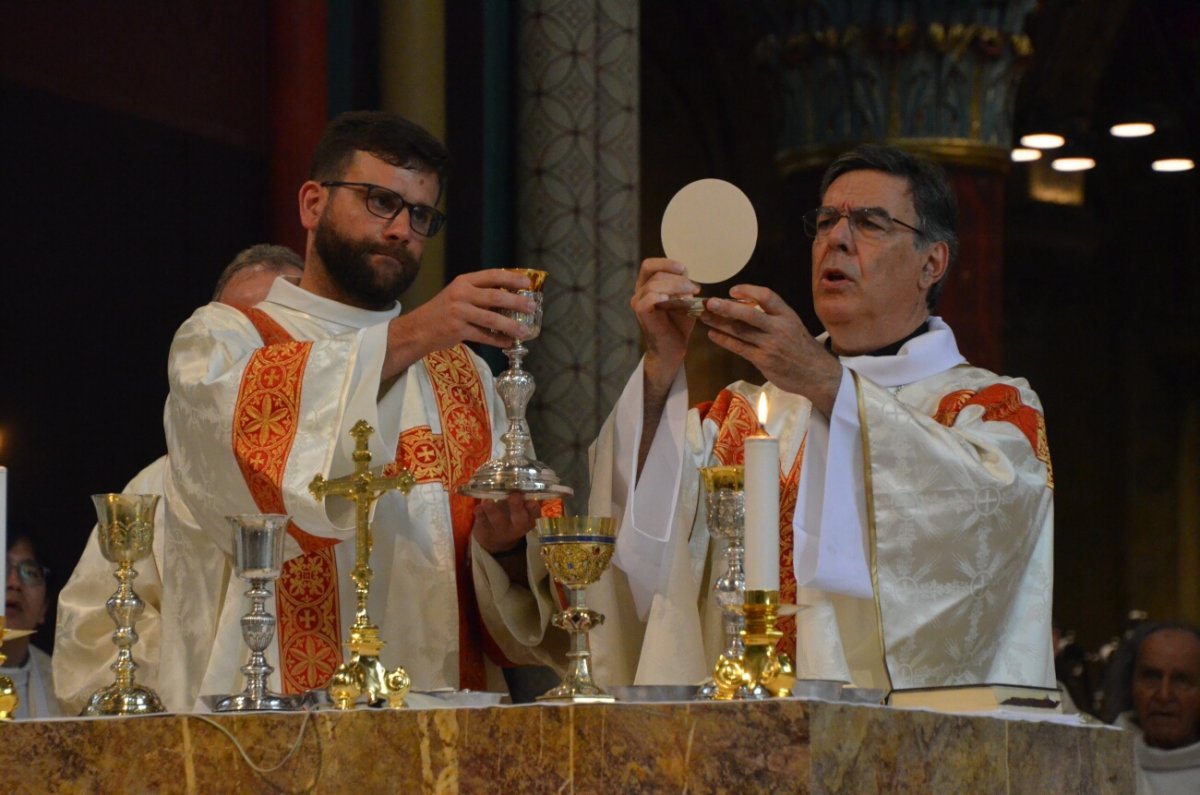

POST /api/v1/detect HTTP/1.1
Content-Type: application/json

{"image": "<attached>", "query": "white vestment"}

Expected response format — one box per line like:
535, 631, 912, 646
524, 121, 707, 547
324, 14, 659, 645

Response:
54, 457, 168, 715
0, 645, 59, 718
1117, 712, 1200, 795
498, 318, 1055, 691
159, 278, 549, 712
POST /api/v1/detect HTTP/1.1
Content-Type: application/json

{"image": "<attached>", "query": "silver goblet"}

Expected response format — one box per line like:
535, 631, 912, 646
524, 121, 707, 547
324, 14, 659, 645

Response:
695, 466, 747, 700
214, 514, 303, 712
461, 268, 572, 500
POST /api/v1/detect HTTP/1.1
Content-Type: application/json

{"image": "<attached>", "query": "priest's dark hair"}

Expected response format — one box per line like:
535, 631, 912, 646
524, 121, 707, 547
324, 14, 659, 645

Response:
819, 144, 959, 311
211, 244, 304, 302
309, 111, 450, 199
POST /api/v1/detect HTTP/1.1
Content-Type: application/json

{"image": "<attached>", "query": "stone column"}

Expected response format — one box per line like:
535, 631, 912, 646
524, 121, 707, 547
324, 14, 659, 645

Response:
514, 1, 641, 503
755, 1, 1037, 370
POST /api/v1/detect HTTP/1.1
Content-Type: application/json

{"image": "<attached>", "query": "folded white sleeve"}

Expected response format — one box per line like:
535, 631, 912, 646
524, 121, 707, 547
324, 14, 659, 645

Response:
610, 360, 689, 619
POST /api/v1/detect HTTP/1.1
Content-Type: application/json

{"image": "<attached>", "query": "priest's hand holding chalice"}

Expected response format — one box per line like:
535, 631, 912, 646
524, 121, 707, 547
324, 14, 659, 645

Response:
461, 267, 571, 500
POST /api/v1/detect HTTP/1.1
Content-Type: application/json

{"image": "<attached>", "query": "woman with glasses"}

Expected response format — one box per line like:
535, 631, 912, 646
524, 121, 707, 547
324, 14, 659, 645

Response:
2, 533, 60, 717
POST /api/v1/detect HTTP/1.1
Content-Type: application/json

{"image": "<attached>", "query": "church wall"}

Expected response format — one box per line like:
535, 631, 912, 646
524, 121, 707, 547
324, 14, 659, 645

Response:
1, 4, 271, 651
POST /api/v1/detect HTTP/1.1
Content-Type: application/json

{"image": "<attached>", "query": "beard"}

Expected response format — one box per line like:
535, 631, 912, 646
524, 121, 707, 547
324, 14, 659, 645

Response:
314, 212, 420, 309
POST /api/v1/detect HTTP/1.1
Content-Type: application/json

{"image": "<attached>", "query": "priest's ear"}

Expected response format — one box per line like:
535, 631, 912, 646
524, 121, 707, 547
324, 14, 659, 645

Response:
919, 240, 950, 291
298, 180, 326, 232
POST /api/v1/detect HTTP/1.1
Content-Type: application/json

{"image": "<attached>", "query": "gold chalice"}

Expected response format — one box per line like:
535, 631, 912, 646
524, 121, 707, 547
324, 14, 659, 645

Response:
535, 516, 616, 703
82, 493, 165, 715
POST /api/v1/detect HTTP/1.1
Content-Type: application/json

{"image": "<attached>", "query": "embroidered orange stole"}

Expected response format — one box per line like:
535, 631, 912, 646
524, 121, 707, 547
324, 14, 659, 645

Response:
698, 390, 805, 656
387, 345, 503, 689
232, 306, 342, 693
388, 345, 563, 687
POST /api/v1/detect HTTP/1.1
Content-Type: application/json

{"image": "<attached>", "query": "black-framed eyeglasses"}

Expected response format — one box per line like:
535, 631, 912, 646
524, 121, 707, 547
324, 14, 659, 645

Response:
6, 560, 48, 586
321, 181, 447, 238
802, 206, 923, 240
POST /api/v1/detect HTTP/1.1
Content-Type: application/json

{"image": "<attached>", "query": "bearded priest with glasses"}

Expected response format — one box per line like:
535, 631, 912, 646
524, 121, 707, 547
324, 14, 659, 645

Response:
158, 112, 555, 712
544, 144, 1056, 699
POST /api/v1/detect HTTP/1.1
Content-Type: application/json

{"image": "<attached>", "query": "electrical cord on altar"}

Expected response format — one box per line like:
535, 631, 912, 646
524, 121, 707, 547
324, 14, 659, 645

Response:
186, 706, 321, 793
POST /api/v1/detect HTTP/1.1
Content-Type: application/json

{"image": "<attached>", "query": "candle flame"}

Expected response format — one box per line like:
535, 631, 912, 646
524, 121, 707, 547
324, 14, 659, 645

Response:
757, 391, 769, 426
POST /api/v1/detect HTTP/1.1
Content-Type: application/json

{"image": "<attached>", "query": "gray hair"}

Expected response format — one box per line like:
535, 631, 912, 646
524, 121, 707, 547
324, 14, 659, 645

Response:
819, 144, 959, 311
212, 244, 304, 301
1103, 620, 1200, 723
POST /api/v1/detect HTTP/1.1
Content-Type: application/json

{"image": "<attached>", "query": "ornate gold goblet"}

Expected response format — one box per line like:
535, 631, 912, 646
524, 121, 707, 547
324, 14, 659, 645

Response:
82, 493, 165, 716
461, 268, 572, 500
535, 516, 616, 703
696, 465, 747, 700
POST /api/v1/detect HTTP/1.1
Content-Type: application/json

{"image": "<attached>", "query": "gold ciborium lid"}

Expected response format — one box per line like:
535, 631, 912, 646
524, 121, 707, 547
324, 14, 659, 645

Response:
536, 516, 615, 589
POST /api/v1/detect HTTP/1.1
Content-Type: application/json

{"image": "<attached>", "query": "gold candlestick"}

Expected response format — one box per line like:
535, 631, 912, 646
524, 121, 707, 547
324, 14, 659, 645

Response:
308, 420, 415, 709
706, 589, 797, 700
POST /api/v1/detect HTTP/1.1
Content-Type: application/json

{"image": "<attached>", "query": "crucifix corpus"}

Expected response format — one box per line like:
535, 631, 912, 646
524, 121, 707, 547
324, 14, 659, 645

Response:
308, 419, 416, 708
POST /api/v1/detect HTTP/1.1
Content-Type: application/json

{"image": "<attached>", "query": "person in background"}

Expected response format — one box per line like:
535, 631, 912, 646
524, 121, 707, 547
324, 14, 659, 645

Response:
1111, 622, 1200, 795
53, 245, 303, 715
2, 532, 60, 718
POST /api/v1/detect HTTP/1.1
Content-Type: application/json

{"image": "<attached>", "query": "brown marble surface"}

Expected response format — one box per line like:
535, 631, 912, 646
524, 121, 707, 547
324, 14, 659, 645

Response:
0, 700, 1132, 793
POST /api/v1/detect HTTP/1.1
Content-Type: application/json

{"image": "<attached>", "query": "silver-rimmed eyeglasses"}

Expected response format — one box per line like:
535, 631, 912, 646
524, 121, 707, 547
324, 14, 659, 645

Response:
321, 181, 447, 237
6, 560, 48, 586
802, 206, 923, 240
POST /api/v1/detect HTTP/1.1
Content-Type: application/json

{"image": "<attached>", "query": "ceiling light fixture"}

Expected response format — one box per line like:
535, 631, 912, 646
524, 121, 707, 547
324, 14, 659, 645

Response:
1011, 148, 1042, 162
1151, 158, 1194, 172
1109, 122, 1156, 138
1020, 133, 1066, 149
1051, 157, 1096, 172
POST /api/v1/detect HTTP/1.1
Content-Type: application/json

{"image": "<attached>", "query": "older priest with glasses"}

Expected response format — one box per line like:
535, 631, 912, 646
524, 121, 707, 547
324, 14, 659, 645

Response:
158, 112, 553, 712
520, 144, 1055, 696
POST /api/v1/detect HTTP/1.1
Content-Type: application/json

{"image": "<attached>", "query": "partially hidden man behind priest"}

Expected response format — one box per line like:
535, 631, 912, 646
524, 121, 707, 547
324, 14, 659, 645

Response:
159, 111, 556, 712
499, 144, 1056, 694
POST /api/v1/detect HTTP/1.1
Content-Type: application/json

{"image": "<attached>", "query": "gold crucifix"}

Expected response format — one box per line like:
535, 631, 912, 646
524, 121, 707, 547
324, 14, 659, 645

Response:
308, 419, 416, 708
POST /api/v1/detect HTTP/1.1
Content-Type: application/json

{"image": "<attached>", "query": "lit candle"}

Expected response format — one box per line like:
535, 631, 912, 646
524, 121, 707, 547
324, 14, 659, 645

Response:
743, 392, 779, 591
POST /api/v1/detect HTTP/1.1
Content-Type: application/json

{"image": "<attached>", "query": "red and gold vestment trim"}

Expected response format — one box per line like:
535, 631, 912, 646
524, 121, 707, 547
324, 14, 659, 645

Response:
933, 384, 1054, 489
394, 345, 508, 689
233, 306, 342, 693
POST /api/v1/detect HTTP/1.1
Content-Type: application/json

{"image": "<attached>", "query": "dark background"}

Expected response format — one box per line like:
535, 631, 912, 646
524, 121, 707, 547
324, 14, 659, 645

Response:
2, 1, 1197, 659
